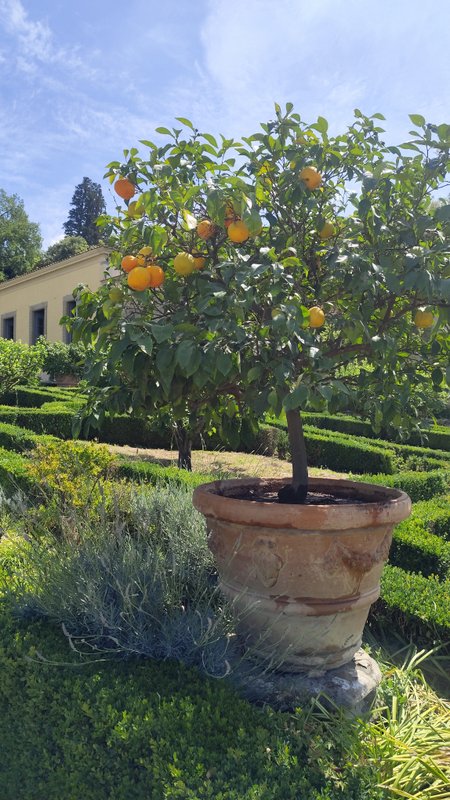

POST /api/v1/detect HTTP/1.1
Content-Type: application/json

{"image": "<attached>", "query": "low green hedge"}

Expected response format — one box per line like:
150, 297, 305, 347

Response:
0, 598, 382, 800
0, 422, 56, 453
352, 470, 449, 502
255, 424, 395, 474
0, 406, 169, 447
0, 447, 34, 496
116, 459, 215, 489
0, 386, 74, 408
300, 412, 450, 452
411, 496, 450, 540
374, 566, 450, 645
390, 519, 450, 579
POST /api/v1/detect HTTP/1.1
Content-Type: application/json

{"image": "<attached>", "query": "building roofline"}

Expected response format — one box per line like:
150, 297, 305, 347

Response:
0, 246, 111, 291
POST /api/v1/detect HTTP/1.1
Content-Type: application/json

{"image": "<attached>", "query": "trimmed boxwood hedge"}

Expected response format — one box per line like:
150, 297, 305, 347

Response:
374, 566, 450, 645
411, 496, 450, 540
0, 422, 56, 453
0, 597, 383, 800
390, 519, 450, 579
115, 459, 215, 489
0, 447, 35, 496
352, 470, 449, 502
300, 412, 450, 452
0, 386, 75, 408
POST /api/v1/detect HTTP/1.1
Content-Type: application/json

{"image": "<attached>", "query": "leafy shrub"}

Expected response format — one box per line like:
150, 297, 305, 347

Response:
0, 338, 44, 393
6, 483, 237, 676
37, 336, 86, 380
26, 440, 115, 513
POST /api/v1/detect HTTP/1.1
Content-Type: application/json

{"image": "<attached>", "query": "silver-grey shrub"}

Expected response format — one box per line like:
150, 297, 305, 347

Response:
8, 482, 237, 676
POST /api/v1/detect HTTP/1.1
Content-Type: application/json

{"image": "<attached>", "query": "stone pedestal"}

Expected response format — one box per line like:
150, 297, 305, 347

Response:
230, 649, 381, 715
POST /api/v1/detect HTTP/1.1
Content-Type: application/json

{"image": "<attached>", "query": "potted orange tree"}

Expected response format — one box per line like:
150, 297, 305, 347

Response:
69, 106, 449, 674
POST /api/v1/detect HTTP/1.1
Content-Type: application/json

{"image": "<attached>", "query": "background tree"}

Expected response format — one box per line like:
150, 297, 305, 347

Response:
0, 190, 42, 281
41, 235, 89, 265
63, 177, 106, 245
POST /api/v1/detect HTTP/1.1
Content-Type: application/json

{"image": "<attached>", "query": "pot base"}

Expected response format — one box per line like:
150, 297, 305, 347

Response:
231, 648, 381, 714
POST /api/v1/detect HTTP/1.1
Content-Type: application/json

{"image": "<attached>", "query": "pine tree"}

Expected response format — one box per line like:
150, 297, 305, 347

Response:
63, 177, 106, 245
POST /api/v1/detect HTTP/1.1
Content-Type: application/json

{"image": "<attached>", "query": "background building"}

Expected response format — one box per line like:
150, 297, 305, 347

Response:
0, 247, 110, 344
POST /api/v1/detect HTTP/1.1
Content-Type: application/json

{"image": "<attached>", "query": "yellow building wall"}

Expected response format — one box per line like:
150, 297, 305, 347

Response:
0, 247, 110, 344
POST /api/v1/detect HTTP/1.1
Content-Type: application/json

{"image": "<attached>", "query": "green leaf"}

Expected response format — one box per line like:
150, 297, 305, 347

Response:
155, 127, 172, 135
283, 383, 309, 411
409, 114, 425, 127
175, 117, 194, 129
151, 323, 174, 343
432, 367, 443, 386
202, 133, 218, 148
216, 351, 232, 376
247, 365, 262, 382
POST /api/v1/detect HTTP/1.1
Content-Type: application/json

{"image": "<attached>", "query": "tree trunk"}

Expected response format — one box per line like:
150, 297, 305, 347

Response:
278, 409, 308, 503
174, 422, 192, 471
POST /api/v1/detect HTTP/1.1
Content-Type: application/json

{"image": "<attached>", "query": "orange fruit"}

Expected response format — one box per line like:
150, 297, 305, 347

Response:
414, 310, 434, 329
147, 265, 165, 287
193, 255, 206, 270
126, 200, 144, 218
309, 306, 325, 328
121, 255, 138, 273
174, 252, 196, 275
299, 166, 322, 190
319, 222, 335, 240
228, 220, 250, 243
136, 245, 153, 266
197, 219, 215, 240
127, 266, 152, 291
114, 178, 136, 201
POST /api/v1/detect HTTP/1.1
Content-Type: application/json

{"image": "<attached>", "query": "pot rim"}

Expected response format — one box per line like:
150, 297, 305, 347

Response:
192, 476, 412, 530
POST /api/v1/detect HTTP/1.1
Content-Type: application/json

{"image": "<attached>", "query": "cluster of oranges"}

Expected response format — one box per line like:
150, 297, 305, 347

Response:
121, 246, 165, 291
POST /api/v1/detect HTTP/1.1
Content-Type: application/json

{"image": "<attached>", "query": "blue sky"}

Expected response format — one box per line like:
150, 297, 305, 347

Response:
1, 0, 449, 248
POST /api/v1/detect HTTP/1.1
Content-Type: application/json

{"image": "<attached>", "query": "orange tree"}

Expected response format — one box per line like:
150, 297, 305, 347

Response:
68, 105, 450, 500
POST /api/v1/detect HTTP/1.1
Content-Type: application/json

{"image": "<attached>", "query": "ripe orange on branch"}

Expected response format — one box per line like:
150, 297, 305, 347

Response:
114, 178, 136, 201
228, 220, 250, 243
174, 252, 196, 275
299, 166, 322, 190
127, 266, 152, 291
136, 246, 153, 266
319, 222, 336, 240
147, 265, 165, 287
193, 255, 206, 270
309, 306, 326, 328
121, 255, 138, 273
197, 219, 216, 240
414, 310, 434, 329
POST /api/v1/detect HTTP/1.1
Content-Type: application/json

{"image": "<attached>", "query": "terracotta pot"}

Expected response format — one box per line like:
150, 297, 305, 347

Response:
54, 374, 79, 387
193, 477, 411, 673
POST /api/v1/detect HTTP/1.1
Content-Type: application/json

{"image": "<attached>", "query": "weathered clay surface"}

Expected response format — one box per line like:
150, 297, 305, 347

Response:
231, 648, 382, 714
193, 477, 411, 672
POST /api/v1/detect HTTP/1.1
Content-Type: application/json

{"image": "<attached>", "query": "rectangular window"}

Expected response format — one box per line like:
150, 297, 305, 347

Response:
31, 307, 46, 344
1, 315, 15, 340
63, 299, 76, 343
